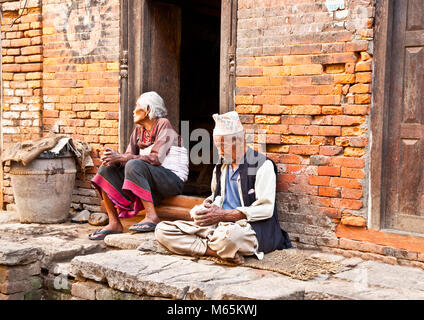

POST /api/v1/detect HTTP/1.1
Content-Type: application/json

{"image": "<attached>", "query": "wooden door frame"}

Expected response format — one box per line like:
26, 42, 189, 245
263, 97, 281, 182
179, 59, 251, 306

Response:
370, 0, 395, 230
119, 0, 237, 153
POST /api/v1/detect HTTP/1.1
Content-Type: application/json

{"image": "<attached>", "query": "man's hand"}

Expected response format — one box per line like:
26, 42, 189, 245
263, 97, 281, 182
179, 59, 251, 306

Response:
193, 203, 225, 226
101, 147, 124, 167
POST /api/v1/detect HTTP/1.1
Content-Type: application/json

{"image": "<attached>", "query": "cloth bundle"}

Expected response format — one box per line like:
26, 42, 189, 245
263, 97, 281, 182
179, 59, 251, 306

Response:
1, 132, 94, 173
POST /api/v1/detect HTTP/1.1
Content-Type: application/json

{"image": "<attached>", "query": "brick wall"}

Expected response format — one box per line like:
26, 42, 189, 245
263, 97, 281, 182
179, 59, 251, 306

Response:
1, 0, 120, 211
1, 1, 43, 206
41, 0, 120, 213
235, 0, 375, 249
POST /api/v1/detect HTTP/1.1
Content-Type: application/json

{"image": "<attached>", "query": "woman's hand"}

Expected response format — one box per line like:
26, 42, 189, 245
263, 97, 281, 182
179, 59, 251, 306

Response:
101, 147, 124, 167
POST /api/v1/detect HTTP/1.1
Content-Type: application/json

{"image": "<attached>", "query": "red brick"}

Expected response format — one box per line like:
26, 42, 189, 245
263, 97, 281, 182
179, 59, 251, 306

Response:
285, 164, 306, 174
330, 177, 362, 189
319, 146, 343, 156
21, 46, 42, 55
280, 154, 303, 164
2, 64, 21, 72
276, 171, 291, 185
266, 134, 281, 144
281, 116, 312, 125
341, 168, 365, 179
290, 145, 319, 155
355, 94, 371, 104
21, 63, 42, 72
335, 137, 369, 147
287, 183, 318, 195
319, 186, 340, 198
10, 38, 31, 47
288, 125, 319, 136
329, 157, 365, 168
341, 188, 364, 200
318, 166, 341, 177
356, 72, 372, 83
343, 105, 370, 115
261, 105, 288, 114
236, 105, 262, 114
331, 198, 362, 210
255, 115, 281, 124
332, 115, 365, 126
309, 176, 331, 186
318, 126, 341, 136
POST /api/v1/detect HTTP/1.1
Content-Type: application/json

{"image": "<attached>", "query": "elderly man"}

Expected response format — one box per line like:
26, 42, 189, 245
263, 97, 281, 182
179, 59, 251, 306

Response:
155, 111, 291, 264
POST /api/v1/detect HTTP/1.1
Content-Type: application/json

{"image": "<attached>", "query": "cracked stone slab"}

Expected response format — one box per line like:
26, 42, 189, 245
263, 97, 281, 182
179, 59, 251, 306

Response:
70, 250, 305, 300
0, 240, 43, 266
334, 260, 424, 292
0, 234, 106, 269
305, 278, 424, 300
22, 236, 106, 268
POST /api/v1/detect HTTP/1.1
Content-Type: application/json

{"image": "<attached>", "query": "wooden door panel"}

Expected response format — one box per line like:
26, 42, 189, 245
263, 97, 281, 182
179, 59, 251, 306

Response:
404, 47, 424, 123
399, 140, 423, 216
148, 2, 181, 132
406, 0, 424, 30
384, 0, 424, 233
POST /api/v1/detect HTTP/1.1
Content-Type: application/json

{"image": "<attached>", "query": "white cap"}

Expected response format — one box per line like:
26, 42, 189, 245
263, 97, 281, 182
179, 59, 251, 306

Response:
212, 111, 244, 136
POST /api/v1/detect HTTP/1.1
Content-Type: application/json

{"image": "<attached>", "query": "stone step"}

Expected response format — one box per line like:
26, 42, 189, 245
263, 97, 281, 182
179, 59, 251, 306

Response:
70, 250, 306, 300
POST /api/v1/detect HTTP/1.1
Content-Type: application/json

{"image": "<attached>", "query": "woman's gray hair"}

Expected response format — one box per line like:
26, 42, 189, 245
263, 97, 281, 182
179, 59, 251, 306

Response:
135, 91, 168, 119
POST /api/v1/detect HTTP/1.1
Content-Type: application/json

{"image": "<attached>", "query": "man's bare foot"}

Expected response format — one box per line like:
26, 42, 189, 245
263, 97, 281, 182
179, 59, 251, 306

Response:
226, 252, 245, 265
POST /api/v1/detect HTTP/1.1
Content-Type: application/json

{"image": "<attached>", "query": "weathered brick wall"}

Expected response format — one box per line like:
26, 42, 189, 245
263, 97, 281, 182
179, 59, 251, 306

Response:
1, 0, 43, 206
41, 0, 120, 213
1, 0, 120, 211
236, 0, 375, 249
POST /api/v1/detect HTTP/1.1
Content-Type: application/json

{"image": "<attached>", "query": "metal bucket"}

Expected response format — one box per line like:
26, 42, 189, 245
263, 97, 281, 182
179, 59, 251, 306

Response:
10, 151, 77, 224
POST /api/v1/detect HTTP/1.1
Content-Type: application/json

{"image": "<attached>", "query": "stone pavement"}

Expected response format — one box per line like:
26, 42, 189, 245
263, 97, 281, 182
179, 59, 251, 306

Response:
1, 210, 424, 300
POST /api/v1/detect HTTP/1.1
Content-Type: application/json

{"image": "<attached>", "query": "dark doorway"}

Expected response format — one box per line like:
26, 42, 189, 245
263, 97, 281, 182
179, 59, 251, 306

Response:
120, 0, 237, 196
179, 1, 221, 195
151, 0, 221, 196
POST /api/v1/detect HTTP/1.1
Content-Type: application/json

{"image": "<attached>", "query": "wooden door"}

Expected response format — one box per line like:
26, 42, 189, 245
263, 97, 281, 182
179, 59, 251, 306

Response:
383, 0, 424, 233
146, 2, 181, 132
120, 0, 237, 149
220, 0, 237, 113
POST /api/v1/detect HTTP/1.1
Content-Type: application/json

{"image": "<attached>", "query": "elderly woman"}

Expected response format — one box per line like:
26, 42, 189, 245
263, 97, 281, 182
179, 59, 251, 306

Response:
89, 92, 189, 240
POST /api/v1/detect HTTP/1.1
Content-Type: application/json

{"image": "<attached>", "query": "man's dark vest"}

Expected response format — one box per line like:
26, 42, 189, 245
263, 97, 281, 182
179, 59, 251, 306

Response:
213, 148, 292, 254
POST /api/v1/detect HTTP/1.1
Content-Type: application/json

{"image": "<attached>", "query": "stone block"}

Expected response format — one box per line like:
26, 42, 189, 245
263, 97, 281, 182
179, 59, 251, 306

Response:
0, 275, 42, 294
0, 261, 40, 282
0, 240, 43, 266
71, 281, 101, 300
96, 287, 144, 300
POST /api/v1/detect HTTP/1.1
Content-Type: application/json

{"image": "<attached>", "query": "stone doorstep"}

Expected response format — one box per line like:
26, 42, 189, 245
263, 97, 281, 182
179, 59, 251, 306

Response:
70, 250, 307, 300
159, 195, 205, 209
